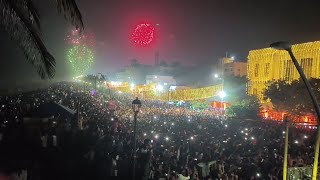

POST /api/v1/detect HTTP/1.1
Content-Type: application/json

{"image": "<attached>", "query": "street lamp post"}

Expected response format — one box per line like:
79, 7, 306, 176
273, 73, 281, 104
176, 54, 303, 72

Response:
283, 117, 290, 180
214, 74, 224, 91
218, 91, 226, 118
271, 41, 320, 180
132, 97, 142, 180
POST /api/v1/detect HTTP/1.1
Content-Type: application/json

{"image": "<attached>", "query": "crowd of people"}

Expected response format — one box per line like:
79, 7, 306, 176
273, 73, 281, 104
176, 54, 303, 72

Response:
0, 82, 317, 179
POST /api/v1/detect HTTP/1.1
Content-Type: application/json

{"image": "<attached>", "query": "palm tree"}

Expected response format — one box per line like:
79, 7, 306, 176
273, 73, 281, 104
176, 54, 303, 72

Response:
0, 0, 84, 79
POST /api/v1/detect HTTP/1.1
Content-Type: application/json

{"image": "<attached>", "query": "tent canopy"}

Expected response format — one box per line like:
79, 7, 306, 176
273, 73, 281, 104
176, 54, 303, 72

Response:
26, 101, 76, 119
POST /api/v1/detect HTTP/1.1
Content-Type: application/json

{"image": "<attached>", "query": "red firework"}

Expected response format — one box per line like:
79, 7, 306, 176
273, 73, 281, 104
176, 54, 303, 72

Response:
131, 23, 155, 46
65, 29, 95, 49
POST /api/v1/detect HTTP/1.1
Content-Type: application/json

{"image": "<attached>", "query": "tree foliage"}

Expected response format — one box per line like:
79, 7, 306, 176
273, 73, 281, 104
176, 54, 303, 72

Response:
225, 95, 261, 119
264, 78, 320, 116
0, 0, 84, 79
190, 100, 209, 110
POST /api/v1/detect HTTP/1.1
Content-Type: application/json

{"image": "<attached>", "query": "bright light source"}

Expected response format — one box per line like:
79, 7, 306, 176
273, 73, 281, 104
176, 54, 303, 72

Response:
144, 133, 147, 136
282, 131, 286, 134
154, 76, 157, 79
156, 84, 164, 91
214, 74, 219, 78
151, 131, 154, 133
251, 137, 255, 140
224, 124, 228, 127
155, 135, 159, 139
118, 91, 122, 94
304, 135, 308, 139
111, 118, 114, 121
190, 136, 194, 140
154, 116, 157, 119
231, 56, 235, 60
188, 119, 191, 122
294, 140, 299, 144
218, 91, 226, 98
245, 133, 248, 136
171, 122, 174, 126
245, 137, 247, 140
256, 173, 261, 177
164, 122, 166, 124
165, 137, 169, 141
241, 131, 244, 133
245, 128, 248, 131
97, 85, 100, 88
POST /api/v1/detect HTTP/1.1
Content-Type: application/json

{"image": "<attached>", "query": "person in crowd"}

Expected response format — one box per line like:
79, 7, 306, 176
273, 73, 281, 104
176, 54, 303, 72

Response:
0, 81, 316, 179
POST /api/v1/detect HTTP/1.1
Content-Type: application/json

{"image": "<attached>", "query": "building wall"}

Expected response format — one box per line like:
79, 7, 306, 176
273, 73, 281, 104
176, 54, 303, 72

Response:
223, 62, 247, 77
247, 41, 320, 101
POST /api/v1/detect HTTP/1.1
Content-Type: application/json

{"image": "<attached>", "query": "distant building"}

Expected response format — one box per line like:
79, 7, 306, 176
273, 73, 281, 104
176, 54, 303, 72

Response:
146, 75, 176, 86
215, 57, 247, 77
223, 61, 247, 77
247, 41, 320, 101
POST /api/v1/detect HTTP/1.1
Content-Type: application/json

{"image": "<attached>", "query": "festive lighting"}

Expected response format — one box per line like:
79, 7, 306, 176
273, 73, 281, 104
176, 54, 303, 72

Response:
165, 137, 169, 141
143, 133, 147, 136
218, 91, 226, 98
131, 23, 155, 46
156, 84, 164, 91
155, 135, 159, 139
67, 45, 94, 75
190, 136, 194, 140
65, 28, 95, 49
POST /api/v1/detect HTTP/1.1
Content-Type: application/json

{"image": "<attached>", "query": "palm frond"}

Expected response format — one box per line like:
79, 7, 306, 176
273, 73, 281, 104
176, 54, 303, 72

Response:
10, 0, 41, 30
0, 0, 55, 79
55, 0, 84, 31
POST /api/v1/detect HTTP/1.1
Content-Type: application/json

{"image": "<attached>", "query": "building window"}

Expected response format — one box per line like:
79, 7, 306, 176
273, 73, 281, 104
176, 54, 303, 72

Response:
254, 64, 259, 77
285, 60, 294, 81
265, 63, 270, 76
253, 88, 257, 95
301, 58, 313, 79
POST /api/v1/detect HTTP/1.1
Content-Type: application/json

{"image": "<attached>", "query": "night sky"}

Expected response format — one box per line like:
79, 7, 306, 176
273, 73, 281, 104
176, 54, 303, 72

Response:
1, 0, 320, 86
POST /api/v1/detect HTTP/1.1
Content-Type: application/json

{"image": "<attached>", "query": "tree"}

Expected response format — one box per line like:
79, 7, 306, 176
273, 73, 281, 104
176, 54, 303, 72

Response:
225, 95, 261, 119
264, 78, 320, 116
190, 100, 209, 110
0, 0, 84, 79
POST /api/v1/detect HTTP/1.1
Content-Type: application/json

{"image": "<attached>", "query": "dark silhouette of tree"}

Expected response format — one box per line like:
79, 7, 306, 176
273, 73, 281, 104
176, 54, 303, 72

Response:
264, 78, 320, 116
0, 0, 84, 79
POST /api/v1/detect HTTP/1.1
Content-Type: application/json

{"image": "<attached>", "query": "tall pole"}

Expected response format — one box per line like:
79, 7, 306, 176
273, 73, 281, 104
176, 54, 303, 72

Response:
132, 111, 138, 180
287, 49, 320, 179
283, 118, 289, 180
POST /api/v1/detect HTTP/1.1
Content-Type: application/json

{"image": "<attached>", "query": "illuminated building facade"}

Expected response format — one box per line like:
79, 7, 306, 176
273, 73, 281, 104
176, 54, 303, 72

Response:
247, 41, 320, 101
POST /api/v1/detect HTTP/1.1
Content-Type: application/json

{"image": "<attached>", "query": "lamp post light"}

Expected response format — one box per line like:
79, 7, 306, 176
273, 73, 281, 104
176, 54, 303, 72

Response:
270, 41, 320, 180
132, 97, 142, 180
214, 74, 224, 91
